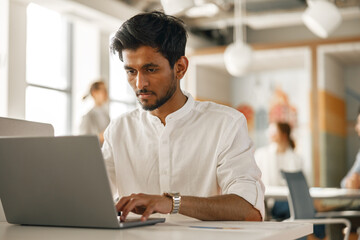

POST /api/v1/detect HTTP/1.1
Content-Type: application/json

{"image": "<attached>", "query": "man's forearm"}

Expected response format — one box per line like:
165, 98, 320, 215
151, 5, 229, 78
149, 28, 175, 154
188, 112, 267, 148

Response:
179, 194, 262, 221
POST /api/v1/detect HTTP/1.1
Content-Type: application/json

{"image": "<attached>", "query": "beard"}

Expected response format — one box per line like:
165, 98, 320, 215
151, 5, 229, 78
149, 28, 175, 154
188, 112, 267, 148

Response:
137, 75, 177, 111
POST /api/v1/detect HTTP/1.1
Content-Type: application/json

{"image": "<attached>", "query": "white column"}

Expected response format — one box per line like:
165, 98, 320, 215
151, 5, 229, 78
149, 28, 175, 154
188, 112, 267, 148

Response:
100, 31, 110, 86
8, 1, 28, 119
71, 20, 100, 134
0, 0, 9, 117
0, 0, 9, 221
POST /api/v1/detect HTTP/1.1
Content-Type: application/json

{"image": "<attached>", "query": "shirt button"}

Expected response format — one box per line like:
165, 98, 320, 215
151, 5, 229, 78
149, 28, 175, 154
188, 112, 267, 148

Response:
161, 169, 168, 175
162, 140, 168, 144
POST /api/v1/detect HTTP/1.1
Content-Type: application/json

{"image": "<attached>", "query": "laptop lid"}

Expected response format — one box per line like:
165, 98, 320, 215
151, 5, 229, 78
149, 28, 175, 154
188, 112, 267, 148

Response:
0, 117, 54, 222
0, 136, 126, 228
0, 117, 54, 137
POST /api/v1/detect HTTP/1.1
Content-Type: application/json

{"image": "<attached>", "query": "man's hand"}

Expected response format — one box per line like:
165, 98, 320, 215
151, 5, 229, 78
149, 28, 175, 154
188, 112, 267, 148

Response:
117, 193, 262, 222
345, 173, 360, 189
116, 193, 172, 221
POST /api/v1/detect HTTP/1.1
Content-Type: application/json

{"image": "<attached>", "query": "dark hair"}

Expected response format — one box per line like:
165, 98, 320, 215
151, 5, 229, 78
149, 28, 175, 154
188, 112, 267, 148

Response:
110, 11, 187, 68
277, 122, 295, 149
83, 80, 105, 100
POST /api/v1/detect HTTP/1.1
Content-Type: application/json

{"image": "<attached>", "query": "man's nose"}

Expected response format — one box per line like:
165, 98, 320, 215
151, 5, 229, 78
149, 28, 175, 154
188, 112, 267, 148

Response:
136, 72, 149, 89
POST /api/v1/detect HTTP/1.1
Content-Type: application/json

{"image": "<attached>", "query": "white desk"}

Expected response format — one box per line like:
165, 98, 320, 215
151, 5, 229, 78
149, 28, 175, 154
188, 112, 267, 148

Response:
0, 214, 312, 240
265, 186, 360, 201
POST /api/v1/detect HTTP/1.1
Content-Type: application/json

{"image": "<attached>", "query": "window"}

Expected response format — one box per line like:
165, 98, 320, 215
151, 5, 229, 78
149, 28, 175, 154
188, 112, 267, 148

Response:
26, 3, 71, 135
109, 47, 137, 119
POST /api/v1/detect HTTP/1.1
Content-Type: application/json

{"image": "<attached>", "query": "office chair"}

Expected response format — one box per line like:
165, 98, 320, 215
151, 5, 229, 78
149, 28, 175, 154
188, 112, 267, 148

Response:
281, 170, 351, 240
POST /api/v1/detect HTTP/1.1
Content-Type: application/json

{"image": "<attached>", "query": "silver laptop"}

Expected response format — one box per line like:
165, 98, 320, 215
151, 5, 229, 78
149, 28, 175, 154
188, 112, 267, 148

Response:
0, 117, 54, 222
0, 135, 165, 228
0, 117, 54, 137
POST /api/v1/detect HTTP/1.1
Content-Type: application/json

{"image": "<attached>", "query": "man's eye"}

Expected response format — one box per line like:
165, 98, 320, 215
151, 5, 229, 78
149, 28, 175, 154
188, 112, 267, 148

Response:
126, 70, 136, 75
147, 68, 157, 73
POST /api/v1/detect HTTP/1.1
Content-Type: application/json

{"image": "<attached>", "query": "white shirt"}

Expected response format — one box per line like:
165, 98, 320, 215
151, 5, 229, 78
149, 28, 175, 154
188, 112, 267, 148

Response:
255, 143, 303, 187
102, 92, 265, 219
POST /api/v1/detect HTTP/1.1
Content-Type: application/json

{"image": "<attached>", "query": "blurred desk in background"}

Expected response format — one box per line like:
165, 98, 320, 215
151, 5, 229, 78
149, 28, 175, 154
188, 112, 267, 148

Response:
265, 186, 360, 201
265, 186, 360, 229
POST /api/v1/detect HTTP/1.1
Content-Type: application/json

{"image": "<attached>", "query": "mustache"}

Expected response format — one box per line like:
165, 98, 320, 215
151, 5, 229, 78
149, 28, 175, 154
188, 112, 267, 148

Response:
136, 89, 155, 96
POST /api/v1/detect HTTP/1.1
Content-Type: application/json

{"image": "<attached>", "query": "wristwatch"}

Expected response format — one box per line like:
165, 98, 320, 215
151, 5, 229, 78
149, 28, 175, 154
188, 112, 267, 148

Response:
163, 192, 181, 214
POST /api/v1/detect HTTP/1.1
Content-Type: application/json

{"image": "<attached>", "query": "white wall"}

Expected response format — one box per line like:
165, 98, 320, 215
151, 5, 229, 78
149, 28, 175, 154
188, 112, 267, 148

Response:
72, 20, 101, 134
232, 69, 310, 125
7, 1, 28, 119
0, 0, 9, 117
185, 53, 231, 103
1, 2, 28, 221
232, 68, 313, 184
100, 31, 111, 86
2, 0, 110, 136
196, 66, 231, 104
318, 55, 344, 99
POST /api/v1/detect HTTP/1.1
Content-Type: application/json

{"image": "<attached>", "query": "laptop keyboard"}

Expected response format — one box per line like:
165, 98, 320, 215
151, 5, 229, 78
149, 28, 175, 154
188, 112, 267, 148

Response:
117, 216, 143, 223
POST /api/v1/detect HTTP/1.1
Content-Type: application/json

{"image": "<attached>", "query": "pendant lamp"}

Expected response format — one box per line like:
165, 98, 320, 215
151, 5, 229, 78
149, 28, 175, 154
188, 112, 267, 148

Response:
302, 0, 342, 38
224, 0, 252, 77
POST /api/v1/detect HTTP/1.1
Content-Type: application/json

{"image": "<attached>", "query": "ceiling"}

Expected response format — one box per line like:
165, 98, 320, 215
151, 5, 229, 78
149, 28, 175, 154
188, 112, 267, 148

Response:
116, 0, 360, 46
324, 42, 360, 65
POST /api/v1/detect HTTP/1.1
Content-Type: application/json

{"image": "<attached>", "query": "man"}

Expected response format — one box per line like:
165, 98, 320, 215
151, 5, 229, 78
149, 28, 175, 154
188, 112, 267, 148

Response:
341, 110, 360, 189
103, 11, 264, 222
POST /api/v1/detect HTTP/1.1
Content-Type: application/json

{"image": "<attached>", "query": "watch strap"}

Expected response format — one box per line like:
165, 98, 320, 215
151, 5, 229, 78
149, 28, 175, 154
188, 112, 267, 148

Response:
164, 192, 181, 214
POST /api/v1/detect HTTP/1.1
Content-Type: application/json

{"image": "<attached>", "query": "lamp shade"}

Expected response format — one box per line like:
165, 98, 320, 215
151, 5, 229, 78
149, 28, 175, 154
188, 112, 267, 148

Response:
160, 0, 195, 16
224, 42, 252, 77
302, 0, 342, 38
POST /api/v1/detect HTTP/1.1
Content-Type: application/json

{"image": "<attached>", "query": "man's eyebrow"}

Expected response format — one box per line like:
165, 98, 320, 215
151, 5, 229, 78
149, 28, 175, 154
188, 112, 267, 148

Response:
124, 63, 159, 70
142, 63, 159, 69
124, 65, 133, 70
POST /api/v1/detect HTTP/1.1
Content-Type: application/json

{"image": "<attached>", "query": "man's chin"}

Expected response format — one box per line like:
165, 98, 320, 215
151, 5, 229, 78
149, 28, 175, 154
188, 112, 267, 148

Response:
138, 100, 158, 111
141, 104, 158, 111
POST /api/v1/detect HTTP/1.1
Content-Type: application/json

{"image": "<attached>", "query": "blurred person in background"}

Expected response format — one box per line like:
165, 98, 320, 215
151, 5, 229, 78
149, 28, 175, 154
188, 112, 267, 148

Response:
341, 109, 360, 189
79, 80, 110, 145
255, 122, 303, 220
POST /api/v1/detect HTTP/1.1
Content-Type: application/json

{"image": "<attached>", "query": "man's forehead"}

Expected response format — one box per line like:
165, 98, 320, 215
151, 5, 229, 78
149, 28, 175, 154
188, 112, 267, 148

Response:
122, 46, 168, 67
123, 46, 160, 58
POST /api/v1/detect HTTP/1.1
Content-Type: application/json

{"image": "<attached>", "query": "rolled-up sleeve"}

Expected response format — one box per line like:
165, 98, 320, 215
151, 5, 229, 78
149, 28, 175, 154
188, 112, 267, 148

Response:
216, 114, 265, 219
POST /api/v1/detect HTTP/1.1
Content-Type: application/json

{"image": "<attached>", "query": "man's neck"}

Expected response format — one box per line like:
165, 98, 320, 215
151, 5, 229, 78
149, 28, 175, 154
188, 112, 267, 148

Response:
150, 90, 188, 125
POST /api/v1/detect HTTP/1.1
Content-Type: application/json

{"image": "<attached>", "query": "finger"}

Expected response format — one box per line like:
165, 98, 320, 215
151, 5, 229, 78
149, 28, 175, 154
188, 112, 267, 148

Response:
121, 198, 145, 221
132, 206, 146, 214
116, 196, 132, 212
141, 204, 155, 222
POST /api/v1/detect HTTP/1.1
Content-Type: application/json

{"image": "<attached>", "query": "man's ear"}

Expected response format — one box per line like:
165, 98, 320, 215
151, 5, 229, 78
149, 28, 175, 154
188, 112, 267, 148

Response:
174, 56, 189, 80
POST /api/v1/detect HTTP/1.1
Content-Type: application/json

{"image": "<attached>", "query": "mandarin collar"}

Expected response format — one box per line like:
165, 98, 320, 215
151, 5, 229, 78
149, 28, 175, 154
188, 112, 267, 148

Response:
140, 91, 194, 124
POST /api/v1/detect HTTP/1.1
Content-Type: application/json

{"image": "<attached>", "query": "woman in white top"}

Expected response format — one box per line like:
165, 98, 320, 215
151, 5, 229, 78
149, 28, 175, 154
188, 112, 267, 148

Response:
79, 80, 110, 145
255, 122, 302, 186
255, 122, 303, 220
